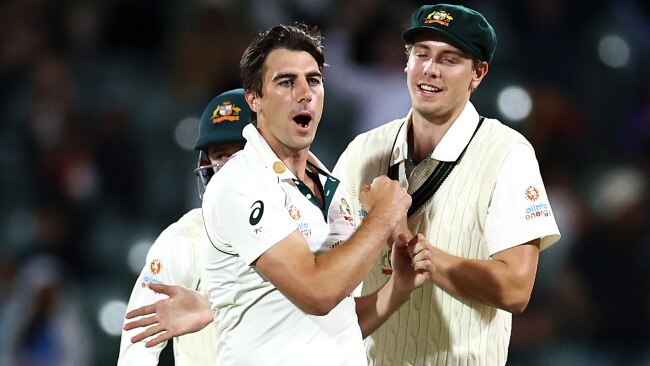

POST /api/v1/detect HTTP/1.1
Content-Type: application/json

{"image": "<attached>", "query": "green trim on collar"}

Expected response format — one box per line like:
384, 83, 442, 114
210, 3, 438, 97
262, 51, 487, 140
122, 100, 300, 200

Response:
292, 163, 340, 221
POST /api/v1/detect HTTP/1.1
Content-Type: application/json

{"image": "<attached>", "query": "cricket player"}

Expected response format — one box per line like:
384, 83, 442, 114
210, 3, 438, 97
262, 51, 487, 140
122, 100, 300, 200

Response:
333, 4, 561, 365
117, 88, 249, 365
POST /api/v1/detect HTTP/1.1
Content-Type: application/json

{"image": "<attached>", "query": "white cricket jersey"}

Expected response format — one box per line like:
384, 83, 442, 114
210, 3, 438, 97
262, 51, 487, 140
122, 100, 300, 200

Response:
118, 209, 217, 366
333, 102, 560, 365
202, 124, 366, 366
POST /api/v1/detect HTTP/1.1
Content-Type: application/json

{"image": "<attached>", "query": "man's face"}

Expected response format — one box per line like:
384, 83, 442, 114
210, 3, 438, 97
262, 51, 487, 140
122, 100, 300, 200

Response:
207, 141, 245, 172
248, 48, 324, 156
405, 32, 486, 124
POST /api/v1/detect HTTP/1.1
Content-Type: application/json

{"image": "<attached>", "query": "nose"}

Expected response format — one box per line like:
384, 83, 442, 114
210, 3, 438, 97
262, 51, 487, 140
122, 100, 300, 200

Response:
423, 59, 440, 78
294, 78, 312, 103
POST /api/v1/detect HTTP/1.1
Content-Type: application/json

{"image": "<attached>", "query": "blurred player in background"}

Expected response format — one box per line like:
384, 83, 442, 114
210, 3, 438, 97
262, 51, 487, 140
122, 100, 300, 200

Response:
117, 89, 249, 366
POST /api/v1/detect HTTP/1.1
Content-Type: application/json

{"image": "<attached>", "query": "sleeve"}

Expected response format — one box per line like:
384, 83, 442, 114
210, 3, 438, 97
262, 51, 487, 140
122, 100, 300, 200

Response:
205, 170, 298, 265
117, 223, 197, 365
484, 143, 561, 255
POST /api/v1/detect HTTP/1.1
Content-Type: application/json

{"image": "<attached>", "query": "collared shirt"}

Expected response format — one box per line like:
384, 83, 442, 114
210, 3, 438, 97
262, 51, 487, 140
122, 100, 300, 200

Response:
388, 102, 559, 254
201, 124, 366, 366
118, 209, 217, 366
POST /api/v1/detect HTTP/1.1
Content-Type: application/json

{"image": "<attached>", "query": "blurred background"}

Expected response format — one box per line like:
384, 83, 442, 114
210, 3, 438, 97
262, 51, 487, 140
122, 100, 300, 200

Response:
0, 0, 648, 365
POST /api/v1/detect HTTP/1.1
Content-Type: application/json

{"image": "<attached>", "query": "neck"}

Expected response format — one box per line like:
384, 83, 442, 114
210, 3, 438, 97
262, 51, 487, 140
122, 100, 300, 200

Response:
408, 105, 465, 163
408, 113, 450, 163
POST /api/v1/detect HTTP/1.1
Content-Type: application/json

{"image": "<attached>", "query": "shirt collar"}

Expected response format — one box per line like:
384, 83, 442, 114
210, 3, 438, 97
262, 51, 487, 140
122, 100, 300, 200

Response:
390, 101, 480, 165
242, 123, 331, 180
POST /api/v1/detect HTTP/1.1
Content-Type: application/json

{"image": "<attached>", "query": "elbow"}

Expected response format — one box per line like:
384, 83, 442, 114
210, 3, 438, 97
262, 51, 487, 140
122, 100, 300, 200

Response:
500, 295, 530, 314
494, 285, 532, 314
299, 291, 345, 316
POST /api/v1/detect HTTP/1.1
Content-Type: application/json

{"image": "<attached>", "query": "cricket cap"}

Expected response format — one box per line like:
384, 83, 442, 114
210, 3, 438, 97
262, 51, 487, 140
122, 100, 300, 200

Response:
194, 88, 249, 151
402, 4, 497, 63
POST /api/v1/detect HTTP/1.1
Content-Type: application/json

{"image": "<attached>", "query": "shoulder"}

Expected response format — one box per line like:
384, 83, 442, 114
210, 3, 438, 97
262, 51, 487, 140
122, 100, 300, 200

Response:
348, 118, 405, 148
150, 210, 202, 254
480, 118, 531, 146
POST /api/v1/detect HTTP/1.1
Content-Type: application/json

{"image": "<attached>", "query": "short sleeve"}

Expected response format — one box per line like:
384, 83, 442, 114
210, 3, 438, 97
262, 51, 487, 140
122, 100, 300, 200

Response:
484, 144, 561, 254
204, 169, 297, 265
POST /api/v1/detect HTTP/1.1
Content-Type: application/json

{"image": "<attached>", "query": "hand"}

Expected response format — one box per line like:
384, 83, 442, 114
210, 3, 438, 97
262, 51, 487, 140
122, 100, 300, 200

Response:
405, 233, 436, 278
359, 176, 411, 225
390, 234, 432, 293
123, 283, 214, 347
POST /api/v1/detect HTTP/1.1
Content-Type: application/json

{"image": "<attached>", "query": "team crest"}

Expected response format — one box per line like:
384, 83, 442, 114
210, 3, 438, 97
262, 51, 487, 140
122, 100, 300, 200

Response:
212, 101, 242, 123
339, 198, 354, 223
525, 185, 540, 201
425, 10, 454, 26
149, 259, 162, 275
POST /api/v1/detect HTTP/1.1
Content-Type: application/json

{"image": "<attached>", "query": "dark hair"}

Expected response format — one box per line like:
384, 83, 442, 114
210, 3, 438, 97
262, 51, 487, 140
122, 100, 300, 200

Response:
240, 23, 326, 99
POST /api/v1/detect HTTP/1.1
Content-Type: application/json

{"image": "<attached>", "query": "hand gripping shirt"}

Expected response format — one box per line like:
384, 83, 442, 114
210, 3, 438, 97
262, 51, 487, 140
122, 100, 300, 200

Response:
333, 102, 560, 366
118, 208, 217, 366
202, 124, 367, 366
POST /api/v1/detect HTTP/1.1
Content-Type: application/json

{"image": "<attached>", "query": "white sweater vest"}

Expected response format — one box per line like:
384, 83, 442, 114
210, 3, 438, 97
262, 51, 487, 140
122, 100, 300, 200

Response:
336, 116, 531, 366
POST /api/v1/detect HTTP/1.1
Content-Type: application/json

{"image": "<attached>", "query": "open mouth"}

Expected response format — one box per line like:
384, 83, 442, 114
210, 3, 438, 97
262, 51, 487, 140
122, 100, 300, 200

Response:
293, 113, 312, 128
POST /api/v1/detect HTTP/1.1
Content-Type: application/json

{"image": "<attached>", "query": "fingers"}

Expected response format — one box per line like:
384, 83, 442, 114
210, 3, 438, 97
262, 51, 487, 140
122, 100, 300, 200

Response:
147, 283, 176, 296
123, 314, 157, 330
129, 324, 170, 346
145, 332, 172, 348
125, 304, 157, 319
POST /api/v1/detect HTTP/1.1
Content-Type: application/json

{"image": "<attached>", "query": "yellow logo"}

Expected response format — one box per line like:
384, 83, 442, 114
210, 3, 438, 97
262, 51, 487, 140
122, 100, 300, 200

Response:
424, 10, 454, 26
212, 101, 242, 124
150, 259, 162, 275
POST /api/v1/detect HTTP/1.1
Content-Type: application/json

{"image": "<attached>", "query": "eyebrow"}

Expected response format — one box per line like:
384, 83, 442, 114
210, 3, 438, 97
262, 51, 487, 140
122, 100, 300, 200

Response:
271, 71, 322, 82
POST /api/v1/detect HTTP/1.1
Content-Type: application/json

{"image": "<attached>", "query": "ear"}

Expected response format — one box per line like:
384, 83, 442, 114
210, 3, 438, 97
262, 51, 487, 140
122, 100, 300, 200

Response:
245, 90, 261, 114
470, 61, 489, 91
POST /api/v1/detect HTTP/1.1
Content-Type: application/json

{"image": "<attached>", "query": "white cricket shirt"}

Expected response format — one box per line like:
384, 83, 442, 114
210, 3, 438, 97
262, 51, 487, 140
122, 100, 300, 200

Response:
202, 124, 366, 366
118, 208, 217, 366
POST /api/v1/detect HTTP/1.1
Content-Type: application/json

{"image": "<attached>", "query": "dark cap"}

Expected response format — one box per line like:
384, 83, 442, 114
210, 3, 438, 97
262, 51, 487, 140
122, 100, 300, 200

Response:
194, 88, 250, 151
402, 4, 497, 63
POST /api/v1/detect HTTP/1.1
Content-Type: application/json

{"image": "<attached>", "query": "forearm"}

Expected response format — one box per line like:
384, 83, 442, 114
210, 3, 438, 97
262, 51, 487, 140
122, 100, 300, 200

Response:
312, 214, 396, 304
355, 276, 411, 338
429, 241, 540, 313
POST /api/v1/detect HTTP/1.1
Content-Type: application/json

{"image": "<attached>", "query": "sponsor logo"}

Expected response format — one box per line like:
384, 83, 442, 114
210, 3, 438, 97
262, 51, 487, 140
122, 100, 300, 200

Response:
149, 259, 162, 274
525, 185, 541, 201
297, 221, 311, 238
525, 202, 553, 220
249, 200, 264, 226
142, 276, 164, 287
288, 205, 301, 220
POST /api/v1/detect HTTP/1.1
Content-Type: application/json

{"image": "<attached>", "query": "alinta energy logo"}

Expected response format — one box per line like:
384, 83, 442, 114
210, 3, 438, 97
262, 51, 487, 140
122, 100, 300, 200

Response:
524, 185, 552, 220
150, 259, 162, 274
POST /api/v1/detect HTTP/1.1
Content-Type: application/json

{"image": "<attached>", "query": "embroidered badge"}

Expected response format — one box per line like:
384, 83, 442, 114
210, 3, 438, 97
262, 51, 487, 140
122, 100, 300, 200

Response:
212, 101, 242, 123
425, 10, 454, 26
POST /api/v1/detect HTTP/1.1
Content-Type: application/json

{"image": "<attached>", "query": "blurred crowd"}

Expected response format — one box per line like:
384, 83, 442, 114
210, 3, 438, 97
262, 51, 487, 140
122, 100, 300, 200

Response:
0, 0, 648, 365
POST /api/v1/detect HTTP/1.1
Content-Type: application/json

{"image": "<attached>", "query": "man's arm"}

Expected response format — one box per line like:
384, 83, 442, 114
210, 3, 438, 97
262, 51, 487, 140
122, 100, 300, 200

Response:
355, 233, 432, 337
410, 235, 540, 314
254, 176, 411, 315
